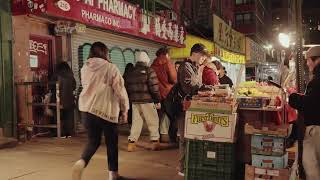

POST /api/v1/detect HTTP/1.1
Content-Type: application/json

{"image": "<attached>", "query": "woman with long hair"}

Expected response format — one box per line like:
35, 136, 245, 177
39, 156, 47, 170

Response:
72, 42, 129, 180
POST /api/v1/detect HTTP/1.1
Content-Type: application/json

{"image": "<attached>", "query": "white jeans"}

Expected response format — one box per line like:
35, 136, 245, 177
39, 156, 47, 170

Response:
160, 113, 170, 135
290, 125, 320, 180
128, 103, 160, 142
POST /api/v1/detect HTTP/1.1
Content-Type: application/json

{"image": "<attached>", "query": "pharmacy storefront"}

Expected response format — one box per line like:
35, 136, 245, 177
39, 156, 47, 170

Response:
12, 0, 185, 134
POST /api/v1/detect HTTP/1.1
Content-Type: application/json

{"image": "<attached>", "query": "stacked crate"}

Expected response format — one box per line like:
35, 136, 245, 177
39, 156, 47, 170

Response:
184, 94, 238, 180
245, 126, 290, 180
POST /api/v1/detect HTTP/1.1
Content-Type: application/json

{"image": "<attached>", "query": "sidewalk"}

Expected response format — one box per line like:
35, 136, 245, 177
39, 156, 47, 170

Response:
0, 135, 183, 180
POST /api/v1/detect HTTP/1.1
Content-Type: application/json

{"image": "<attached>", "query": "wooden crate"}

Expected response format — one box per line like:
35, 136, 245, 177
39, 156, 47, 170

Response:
245, 164, 289, 180
245, 124, 289, 137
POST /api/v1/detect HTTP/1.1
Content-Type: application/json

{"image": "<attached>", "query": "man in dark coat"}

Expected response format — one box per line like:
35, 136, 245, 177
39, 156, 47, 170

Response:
125, 52, 161, 152
289, 46, 320, 179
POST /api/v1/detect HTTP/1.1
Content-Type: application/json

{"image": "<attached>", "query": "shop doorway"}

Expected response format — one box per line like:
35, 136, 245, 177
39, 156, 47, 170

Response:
29, 35, 55, 135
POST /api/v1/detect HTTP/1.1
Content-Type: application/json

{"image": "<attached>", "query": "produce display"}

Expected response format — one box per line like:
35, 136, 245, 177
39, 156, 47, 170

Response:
238, 81, 281, 98
237, 81, 282, 109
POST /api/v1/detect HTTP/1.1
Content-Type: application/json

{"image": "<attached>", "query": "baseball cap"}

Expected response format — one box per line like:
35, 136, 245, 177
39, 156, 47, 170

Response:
191, 43, 210, 57
305, 46, 320, 59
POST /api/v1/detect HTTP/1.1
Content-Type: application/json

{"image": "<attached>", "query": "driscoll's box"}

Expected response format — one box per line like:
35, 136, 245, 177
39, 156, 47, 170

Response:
252, 153, 288, 169
184, 111, 237, 143
251, 135, 286, 156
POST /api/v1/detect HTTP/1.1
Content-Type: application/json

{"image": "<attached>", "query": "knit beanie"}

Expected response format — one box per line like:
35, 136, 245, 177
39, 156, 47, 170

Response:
136, 51, 150, 65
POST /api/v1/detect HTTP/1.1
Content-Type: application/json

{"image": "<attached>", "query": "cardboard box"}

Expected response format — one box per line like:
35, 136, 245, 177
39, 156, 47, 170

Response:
188, 100, 236, 114
185, 111, 237, 143
239, 97, 265, 108
245, 164, 289, 180
245, 124, 289, 137
252, 153, 288, 169
251, 135, 286, 156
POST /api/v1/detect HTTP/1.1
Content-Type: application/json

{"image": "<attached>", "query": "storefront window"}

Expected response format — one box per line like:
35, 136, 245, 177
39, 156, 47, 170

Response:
244, 13, 252, 24
236, 13, 254, 26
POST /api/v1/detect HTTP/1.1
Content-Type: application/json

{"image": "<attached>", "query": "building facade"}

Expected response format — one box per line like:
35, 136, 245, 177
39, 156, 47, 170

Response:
0, 0, 14, 137
12, 0, 185, 136
234, 0, 271, 45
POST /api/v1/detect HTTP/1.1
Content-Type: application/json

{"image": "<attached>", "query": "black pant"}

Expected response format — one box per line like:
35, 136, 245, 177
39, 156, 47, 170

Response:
61, 108, 74, 136
160, 101, 178, 143
81, 112, 118, 171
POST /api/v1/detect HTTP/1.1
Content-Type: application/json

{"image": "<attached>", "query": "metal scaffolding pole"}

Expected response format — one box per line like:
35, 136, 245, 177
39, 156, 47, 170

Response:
295, 0, 306, 179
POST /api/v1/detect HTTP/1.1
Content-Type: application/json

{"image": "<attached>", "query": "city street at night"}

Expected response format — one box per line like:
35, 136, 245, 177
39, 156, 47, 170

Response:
0, 135, 182, 180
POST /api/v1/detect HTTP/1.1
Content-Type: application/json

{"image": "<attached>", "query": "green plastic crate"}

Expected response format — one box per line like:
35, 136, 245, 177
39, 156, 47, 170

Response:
185, 139, 236, 173
186, 165, 235, 180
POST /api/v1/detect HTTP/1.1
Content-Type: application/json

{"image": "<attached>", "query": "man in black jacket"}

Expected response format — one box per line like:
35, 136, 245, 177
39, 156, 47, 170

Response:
289, 46, 320, 179
125, 52, 161, 152
176, 43, 210, 176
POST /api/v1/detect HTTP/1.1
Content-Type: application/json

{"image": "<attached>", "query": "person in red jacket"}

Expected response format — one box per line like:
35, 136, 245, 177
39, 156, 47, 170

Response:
151, 48, 178, 143
202, 58, 220, 86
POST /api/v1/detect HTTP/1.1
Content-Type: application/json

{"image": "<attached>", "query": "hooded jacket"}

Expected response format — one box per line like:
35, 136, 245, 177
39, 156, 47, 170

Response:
289, 64, 320, 126
79, 58, 129, 119
202, 62, 219, 86
151, 56, 177, 100
125, 61, 161, 104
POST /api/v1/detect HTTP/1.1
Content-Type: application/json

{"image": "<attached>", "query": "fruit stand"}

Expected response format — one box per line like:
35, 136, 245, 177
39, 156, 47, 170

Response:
184, 85, 239, 180
236, 81, 291, 180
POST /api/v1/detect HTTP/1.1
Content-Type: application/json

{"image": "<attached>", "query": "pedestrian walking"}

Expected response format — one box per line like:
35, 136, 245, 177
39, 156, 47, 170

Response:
125, 51, 162, 152
151, 48, 178, 143
72, 42, 129, 180
289, 46, 320, 180
123, 63, 134, 126
175, 43, 211, 176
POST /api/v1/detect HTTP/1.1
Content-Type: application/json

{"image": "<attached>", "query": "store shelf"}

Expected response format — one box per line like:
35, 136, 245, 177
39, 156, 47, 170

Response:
27, 102, 58, 107
15, 81, 57, 86
239, 107, 282, 112
18, 123, 57, 128
244, 124, 289, 137
16, 82, 62, 139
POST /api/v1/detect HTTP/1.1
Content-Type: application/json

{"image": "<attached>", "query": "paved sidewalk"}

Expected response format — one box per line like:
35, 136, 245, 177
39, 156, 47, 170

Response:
0, 135, 183, 180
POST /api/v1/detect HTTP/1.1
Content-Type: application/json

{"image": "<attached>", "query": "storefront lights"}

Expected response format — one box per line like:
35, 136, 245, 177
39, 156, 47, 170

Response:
278, 33, 290, 48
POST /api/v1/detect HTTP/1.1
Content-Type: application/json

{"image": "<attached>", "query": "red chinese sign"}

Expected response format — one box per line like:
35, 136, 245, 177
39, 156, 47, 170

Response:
13, 0, 185, 47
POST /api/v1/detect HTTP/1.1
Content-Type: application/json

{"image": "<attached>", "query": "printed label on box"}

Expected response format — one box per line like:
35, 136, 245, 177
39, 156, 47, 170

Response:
185, 111, 237, 143
254, 168, 267, 175
267, 170, 280, 176
207, 151, 216, 159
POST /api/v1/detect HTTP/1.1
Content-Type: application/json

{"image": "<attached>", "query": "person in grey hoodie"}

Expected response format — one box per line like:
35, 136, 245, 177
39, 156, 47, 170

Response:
176, 43, 210, 176
72, 42, 129, 180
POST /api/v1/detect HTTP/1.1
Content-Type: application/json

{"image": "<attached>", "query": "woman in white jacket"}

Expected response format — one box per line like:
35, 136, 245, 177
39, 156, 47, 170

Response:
72, 42, 129, 180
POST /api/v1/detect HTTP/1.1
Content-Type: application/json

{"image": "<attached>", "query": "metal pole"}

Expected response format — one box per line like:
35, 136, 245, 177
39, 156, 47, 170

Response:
295, 0, 306, 179
296, 0, 304, 92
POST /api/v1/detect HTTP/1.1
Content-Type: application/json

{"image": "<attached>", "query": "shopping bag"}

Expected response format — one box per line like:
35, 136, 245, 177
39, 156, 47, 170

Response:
88, 65, 121, 123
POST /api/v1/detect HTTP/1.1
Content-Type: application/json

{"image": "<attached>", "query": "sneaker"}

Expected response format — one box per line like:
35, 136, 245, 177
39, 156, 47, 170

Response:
109, 171, 119, 180
178, 171, 185, 177
72, 159, 85, 180
127, 141, 136, 152
151, 140, 160, 151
